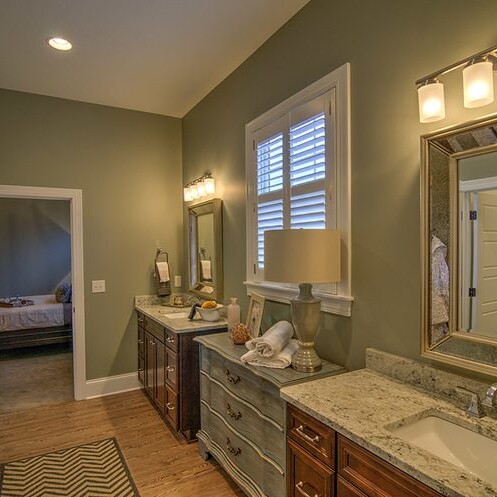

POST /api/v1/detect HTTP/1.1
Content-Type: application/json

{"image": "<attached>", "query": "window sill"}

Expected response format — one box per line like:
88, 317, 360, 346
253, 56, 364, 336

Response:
244, 281, 353, 317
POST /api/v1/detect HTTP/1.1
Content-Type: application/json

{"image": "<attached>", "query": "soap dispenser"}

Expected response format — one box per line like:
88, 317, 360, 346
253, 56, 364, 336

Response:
227, 297, 241, 331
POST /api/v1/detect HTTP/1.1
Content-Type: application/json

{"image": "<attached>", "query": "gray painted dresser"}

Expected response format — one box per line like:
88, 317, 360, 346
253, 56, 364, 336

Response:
195, 333, 345, 497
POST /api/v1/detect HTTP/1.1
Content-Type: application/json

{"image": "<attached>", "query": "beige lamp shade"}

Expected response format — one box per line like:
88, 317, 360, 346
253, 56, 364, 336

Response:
264, 229, 341, 283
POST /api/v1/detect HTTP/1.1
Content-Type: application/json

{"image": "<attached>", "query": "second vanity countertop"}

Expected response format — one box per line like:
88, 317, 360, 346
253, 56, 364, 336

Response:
135, 302, 227, 333
281, 369, 497, 497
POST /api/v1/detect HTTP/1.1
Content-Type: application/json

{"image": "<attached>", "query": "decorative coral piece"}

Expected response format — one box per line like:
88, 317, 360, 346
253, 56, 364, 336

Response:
231, 323, 251, 345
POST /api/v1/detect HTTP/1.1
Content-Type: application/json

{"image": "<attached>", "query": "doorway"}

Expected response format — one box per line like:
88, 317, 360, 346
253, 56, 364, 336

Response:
0, 185, 86, 401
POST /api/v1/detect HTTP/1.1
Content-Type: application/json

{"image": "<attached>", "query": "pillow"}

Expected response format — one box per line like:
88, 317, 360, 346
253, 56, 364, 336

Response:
55, 283, 72, 303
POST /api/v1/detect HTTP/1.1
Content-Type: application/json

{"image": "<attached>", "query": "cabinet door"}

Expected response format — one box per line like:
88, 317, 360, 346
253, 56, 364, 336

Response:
155, 339, 166, 413
287, 439, 334, 497
145, 332, 156, 396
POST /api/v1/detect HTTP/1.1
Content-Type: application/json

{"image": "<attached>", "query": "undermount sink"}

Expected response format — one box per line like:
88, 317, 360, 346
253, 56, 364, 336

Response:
389, 415, 497, 485
157, 310, 189, 319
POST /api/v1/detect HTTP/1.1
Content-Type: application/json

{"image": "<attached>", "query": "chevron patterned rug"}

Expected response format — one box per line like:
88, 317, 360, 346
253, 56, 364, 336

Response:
0, 438, 139, 497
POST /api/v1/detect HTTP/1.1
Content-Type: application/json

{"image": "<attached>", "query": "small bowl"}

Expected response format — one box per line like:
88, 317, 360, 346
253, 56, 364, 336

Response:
197, 304, 223, 322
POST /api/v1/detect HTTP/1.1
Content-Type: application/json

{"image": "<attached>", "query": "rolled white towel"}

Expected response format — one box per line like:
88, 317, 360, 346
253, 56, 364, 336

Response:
245, 320, 294, 358
241, 340, 299, 369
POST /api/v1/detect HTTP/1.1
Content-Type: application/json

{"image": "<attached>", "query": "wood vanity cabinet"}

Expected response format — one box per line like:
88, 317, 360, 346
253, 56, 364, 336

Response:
286, 404, 443, 497
136, 310, 225, 441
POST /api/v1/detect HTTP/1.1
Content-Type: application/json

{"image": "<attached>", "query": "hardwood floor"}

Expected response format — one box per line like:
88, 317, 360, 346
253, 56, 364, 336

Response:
0, 343, 73, 414
0, 389, 245, 497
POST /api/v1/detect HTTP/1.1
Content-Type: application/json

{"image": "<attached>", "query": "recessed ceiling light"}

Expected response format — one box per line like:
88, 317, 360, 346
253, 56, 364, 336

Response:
47, 37, 73, 51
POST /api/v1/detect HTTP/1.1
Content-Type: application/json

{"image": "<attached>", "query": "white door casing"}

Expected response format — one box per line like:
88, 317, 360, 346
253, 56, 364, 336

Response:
0, 185, 86, 400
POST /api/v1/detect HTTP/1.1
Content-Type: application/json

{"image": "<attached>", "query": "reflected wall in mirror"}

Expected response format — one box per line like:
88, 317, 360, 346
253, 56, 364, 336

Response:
187, 198, 223, 301
422, 115, 497, 376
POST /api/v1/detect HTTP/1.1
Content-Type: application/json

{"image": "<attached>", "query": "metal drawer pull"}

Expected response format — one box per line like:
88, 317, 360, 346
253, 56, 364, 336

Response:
225, 368, 241, 384
138, 317, 144, 323
138, 339, 144, 345
166, 366, 175, 373
296, 481, 319, 497
296, 425, 321, 444
166, 336, 175, 343
226, 438, 241, 456
226, 403, 242, 420
165, 402, 175, 410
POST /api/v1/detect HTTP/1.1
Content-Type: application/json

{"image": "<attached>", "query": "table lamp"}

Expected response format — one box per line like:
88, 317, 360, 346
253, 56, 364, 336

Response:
264, 229, 341, 372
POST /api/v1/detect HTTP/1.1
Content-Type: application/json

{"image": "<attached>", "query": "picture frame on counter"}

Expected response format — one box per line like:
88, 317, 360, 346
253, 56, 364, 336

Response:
246, 293, 265, 338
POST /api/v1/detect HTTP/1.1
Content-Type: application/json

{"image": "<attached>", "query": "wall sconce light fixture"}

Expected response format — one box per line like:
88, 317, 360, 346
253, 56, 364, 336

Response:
183, 173, 216, 202
416, 44, 497, 123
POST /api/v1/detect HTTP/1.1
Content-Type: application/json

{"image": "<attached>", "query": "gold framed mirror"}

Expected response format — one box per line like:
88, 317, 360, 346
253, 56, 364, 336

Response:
421, 115, 497, 377
187, 198, 223, 301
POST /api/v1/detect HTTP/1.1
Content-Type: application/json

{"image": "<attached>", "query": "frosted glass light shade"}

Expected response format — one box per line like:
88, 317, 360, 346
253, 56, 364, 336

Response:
204, 177, 215, 194
264, 229, 341, 283
188, 185, 199, 200
463, 60, 494, 108
418, 81, 445, 123
197, 180, 206, 197
183, 187, 192, 202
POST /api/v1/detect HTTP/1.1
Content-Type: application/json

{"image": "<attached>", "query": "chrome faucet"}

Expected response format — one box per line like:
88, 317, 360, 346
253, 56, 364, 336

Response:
456, 386, 484, 418
482, 383, 497, 408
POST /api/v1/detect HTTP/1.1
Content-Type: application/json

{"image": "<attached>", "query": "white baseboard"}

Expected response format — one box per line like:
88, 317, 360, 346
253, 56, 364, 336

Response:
85, 371, 141, 399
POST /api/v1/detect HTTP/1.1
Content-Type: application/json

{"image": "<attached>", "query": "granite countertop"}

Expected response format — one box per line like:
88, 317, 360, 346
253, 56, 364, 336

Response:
135, 302, 227, 333
281, 369, 497, 497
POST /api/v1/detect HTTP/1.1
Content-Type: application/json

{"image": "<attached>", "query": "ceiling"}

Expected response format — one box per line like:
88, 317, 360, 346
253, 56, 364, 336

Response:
0, 0, 310, 117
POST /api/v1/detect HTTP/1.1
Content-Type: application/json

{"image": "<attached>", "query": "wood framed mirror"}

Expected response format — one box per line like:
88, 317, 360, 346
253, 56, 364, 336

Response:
187, 198, 223, 301
421, 115, 497, 377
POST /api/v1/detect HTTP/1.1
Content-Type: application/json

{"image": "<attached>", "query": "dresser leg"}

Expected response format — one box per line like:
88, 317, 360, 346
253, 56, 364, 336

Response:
198, 438, 210, 461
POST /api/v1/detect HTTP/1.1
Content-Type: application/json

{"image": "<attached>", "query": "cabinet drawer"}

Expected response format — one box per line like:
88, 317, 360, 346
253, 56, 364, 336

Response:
288, 405, 335, 468
165, 327, 179, 352
137, 312, 146, 328
337, 435, 442, 497
164, 385, 179, 429
165, 348, 178, 390
201, 347, 283, 425
138, 326, 145, 357
145, 318, 165, 342
200, 372, 285, 467
337, 477, 368, 497
287, 439, 335, 497
138, 354, 144, 385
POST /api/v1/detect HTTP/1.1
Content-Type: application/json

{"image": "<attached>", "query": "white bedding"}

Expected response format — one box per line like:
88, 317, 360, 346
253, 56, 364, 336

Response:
0, 295, 64, 332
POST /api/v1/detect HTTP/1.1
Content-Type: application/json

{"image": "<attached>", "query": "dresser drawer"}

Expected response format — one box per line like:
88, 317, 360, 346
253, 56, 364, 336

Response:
138, 326, 145, 357
201, 347, 283, 425
288, 404, 335, 468
145, 317, 165, 343
200, 402, 285, 497
337, 435, 442, 497
287, 439, 335, 497
165, 327, 179, 352
200, 372, 285, 467
337, 476, 367, 497
165, 348, 178, 390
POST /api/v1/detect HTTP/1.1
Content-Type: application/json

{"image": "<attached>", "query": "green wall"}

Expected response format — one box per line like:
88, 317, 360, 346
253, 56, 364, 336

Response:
0, 89, 183, 380
0, 198, 71, 297
182, 0, 497, 372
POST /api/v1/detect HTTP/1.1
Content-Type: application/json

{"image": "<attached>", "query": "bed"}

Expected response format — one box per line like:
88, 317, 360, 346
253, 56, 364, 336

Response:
0, 294, 72, 350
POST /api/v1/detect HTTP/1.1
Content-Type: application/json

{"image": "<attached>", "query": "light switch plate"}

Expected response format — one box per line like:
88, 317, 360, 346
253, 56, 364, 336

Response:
174, 275, 182, 287
91, 280, 106, 293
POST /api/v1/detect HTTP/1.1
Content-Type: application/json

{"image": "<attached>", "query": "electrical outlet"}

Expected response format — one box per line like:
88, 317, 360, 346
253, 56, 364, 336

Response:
174, 275, 182, 287
91, 280, 106, 293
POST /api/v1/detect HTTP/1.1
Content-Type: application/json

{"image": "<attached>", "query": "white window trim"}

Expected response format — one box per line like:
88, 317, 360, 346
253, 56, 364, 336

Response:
244, 63, 353, 316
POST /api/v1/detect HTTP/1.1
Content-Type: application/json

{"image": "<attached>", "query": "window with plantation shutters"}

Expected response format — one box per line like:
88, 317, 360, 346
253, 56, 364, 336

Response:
245, 64, 353, 316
